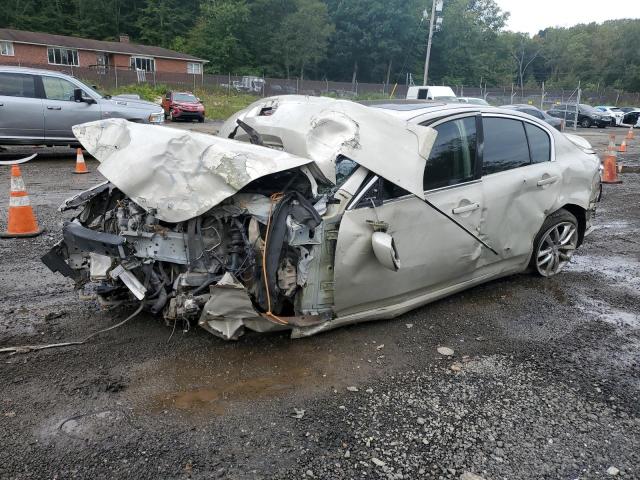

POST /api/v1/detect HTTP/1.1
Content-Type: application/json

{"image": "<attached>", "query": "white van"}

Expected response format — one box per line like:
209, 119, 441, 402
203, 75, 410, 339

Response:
406, 85, 456, 101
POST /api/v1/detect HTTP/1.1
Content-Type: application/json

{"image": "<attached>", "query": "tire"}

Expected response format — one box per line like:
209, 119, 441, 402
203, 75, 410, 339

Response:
169, 110, 175, 122
198, 117, 204, 123
529, 209, 579, 277
580, 117, 591, 128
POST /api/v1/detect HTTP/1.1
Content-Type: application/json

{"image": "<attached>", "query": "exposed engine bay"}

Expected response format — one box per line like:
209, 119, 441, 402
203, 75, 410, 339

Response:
44, 168, 341, 340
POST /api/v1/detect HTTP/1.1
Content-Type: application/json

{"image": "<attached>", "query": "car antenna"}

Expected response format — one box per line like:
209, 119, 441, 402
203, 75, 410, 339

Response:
417, 196, 499, 256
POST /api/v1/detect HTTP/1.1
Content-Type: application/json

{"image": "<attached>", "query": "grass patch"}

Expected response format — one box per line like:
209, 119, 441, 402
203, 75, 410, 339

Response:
99, 83, 259, 120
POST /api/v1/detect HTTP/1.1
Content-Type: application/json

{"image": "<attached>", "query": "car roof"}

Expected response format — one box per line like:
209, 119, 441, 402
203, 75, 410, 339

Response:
372, 102, 547, 125
501, 104, 541, 109
0, 65, 73, 77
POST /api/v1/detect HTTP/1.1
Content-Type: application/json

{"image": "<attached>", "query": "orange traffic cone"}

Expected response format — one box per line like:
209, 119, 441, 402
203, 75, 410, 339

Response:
74, 148, 89, 174
607, 134, 616, 153
0, 165, 44, 238
626, 126, 635, 141
618, 139, 627, 153
601, 150, 622, 184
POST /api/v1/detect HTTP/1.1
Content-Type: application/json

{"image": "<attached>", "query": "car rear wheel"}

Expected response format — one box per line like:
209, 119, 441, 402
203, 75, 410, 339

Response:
530, 209, 578, 277
580, 117, 592, 128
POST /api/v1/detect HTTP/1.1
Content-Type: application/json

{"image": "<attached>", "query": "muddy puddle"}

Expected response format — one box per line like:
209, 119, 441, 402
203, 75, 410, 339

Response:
131, 336, 379, 416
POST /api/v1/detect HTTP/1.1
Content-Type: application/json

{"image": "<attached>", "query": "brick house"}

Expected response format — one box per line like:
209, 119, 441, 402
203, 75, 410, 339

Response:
0, 28, 207, 75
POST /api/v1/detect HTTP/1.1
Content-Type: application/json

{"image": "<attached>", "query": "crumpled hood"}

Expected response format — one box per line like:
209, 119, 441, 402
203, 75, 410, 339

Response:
72, 119, 313, 223
219, 96, 437, 197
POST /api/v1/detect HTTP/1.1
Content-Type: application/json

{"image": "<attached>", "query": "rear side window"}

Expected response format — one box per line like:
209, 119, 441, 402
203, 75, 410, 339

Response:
0, 73, 36, 98
482, 118, 530, 175
525, 123, 551, 163
417, 88, 428, 100
424, 117, 477, 190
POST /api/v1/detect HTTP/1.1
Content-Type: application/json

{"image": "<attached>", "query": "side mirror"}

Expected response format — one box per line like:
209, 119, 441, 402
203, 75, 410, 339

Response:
74, 88, 95, 104
371, 231, 401, 271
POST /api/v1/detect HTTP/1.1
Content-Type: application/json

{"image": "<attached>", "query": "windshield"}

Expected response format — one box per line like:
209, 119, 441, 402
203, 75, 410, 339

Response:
174, 93, 198, 102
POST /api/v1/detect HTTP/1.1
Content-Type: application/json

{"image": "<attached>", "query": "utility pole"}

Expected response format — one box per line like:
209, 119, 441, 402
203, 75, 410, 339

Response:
422, 1, 437, 86
422, 1, 444, 86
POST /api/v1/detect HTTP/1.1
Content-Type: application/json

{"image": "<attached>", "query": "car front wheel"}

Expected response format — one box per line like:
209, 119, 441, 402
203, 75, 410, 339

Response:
530, 209, 579, 277
580, 118, 592, 128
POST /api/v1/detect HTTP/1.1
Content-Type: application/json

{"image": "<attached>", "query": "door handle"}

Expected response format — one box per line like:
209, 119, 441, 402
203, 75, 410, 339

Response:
537, 176, 559, 187
47, 106, 62, 110
452, 202, 480, 214
0, 103, 4, 106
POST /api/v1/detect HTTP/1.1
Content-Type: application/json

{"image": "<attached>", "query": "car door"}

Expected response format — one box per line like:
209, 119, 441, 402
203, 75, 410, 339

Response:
40, 74, 101, 140
333, 115, 487, 316
0, 71, 44, 142
479, 115, 562, 273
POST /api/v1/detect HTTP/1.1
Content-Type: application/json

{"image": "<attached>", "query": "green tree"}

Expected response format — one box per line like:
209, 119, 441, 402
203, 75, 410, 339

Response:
136, 0, 199, 49
186, 0, 251, 73
271, 0, 334, 78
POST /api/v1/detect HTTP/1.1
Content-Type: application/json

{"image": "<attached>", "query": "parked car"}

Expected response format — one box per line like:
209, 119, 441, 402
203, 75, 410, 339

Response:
0, 66, 164, 146
406, 85, 457, 100
621, 108, 640, 126
501, 104, 564, 130
161, 91, 205, 122
546, 103, 611, 128
43, 97, 600, 341
595, 106, 625, 126
456, 97, 489, 106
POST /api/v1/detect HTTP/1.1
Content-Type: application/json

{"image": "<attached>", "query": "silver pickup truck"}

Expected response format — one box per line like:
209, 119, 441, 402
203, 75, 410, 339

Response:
0, 66, 164, 146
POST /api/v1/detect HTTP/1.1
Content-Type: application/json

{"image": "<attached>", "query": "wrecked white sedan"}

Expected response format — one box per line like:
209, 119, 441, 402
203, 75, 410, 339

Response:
42, 96, 601, 340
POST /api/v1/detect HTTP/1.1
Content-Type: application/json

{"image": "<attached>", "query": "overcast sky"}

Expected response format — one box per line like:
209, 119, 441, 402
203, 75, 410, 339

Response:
494, 0, 640, 35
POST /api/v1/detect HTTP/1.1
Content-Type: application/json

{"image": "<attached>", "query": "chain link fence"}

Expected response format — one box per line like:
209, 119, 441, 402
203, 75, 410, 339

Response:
5, 61, 640, 108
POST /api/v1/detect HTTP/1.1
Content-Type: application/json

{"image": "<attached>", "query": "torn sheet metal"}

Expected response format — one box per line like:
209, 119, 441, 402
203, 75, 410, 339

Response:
72, 119, 314, 223
198, 272, 263, 340
219, 95, 437, 198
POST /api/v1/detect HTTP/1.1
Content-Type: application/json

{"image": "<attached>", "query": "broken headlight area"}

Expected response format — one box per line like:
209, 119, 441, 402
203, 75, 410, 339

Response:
43, 173, 335, 341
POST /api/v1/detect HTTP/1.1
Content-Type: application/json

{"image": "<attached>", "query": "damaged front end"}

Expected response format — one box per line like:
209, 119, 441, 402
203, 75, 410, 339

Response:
45, 174, 337, 340
43, 119, 343, 340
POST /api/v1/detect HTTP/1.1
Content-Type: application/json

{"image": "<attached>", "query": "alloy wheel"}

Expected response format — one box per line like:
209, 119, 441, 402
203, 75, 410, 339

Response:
535, 221, 578, 277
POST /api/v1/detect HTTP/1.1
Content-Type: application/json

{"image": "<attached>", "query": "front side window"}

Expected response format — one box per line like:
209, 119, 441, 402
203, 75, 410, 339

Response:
0, 41, 14, 56
47, 47, 79, 66
482, 118, 530, 175
187, 62, 202, 74
0, 73, 36, 98
130, 57, 155, 72
423, 117, 477, 191
42, 76, 78, 101
525, 123, 551, 164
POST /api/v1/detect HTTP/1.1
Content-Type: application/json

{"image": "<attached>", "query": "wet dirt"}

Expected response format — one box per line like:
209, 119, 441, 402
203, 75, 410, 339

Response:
0, 128, 638, 479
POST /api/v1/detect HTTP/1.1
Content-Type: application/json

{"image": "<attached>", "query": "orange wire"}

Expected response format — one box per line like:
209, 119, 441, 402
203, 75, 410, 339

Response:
262, 192, 288, 325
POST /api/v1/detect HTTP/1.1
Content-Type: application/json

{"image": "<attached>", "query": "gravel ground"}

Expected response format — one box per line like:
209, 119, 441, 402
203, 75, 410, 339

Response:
0, 127, 638, 479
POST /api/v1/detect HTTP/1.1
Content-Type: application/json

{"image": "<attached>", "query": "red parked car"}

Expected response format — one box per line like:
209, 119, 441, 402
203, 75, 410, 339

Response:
162, 91, 205, 122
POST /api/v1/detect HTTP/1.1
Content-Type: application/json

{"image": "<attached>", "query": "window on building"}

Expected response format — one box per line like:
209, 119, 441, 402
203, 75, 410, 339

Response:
130, 56, 155, 72
47, 47, 79, 66
0, 41, 14, 56
187, 62, 202, 74
424, 117, 478, 191
482, 118, 530, 175
0, 73, 36, 98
